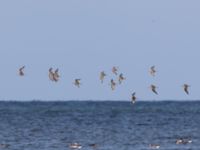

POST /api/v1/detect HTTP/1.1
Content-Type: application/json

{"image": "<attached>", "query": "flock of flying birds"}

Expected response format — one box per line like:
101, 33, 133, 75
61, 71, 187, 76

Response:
18, 65, 192, 149
18, 65, 190, 103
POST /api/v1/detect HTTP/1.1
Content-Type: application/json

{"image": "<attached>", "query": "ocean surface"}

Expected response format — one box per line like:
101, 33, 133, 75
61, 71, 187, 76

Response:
0, 101, 199, 150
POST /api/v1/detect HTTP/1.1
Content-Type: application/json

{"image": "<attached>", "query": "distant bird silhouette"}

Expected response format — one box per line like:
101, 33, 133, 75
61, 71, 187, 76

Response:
150, 84, 158, 95
183, 84, 190, 95
48, 68, 60, 82
150, 66, 156, 77
118, 73, 126, 84
74, 79, 81, 88
112, 66, 118, 75
131, 92, 136, 104
100, 71, 106, 83
110, 79, 116, 90
54, 68, 60, 82
19, 66, 25, 76
49, 68, 55, 81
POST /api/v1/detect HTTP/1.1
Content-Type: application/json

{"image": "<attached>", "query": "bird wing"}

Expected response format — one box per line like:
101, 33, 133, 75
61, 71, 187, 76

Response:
152, 88, 158, 95
184, 87, 189, 95
49, 72, 54, 81
151, 66, 155, 70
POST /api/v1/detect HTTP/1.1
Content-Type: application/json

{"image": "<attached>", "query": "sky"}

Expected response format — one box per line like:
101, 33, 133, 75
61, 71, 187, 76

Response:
0, 0, 200, 101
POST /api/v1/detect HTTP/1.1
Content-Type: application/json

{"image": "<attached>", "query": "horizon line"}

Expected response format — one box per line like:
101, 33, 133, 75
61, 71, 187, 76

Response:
0, 99, 199, 102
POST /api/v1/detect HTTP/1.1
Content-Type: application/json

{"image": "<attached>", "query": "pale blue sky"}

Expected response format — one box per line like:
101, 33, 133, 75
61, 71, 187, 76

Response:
0, 0, 200, 100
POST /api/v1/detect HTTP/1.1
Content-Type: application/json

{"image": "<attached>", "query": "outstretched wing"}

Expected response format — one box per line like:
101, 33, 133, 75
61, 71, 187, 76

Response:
184, 87, 189, 95
152, 88, 158, 95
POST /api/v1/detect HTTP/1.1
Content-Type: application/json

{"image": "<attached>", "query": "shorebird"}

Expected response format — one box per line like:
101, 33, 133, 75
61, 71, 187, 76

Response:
69, 143, 82, 149
112, 66, 118, 75
176, 138, 192, 144
118, 73, 126, 84
183, 84, 190, 95
49, 68, 55, 81
19, 66, 25, 76
74, 79, 81, 88
149, 144, 160, 149
150, 66, 156, 77
150, 84, 158, 95
110, 79, 116, 90
131, 92, 136, 104
54, 68, 60, 82
100, 71, 106, 83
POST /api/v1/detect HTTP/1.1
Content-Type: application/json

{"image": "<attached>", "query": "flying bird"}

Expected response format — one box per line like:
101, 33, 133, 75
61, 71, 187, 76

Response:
100, 71, 106, 83
118, 73, 126, 84
110, 79, 116, 90
112, 66, 118, 75
49, 68, 55, 81
19, 66, 25, 76
183, 84, 190, 95
48, 68, 60, 82
150, 66, 156, 77
54, 68, 60, 82
150, 84, 158, 95
74, 79, 81, 88
131, 92, 136, 104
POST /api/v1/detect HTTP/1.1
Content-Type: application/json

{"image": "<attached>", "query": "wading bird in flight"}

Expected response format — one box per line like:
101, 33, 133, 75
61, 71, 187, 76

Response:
183, 84, 190, 95
19, 66, 25, 76
100, 71, 106, 83
118, 73, 126, 84
150, 84, 158, 95
74, 79, 81, 88
48, 68, 60, 82
131, 92, 136, 104
49, 67, 60, 82
48, 68, 54, 81
110, 79, 116, 90
54, 68, 60, 82
112, 66, 118, 75
150, 66, 156, 77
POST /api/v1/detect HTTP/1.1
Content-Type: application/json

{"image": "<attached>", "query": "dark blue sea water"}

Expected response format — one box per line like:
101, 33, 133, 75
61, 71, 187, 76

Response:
0, 101, 199, 150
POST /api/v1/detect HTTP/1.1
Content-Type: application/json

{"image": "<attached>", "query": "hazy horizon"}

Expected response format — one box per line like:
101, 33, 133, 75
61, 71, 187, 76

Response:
0, 99, 199, 102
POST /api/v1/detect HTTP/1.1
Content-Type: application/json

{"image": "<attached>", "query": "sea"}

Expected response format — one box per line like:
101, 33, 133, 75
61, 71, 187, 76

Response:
0, 101, 199, 150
